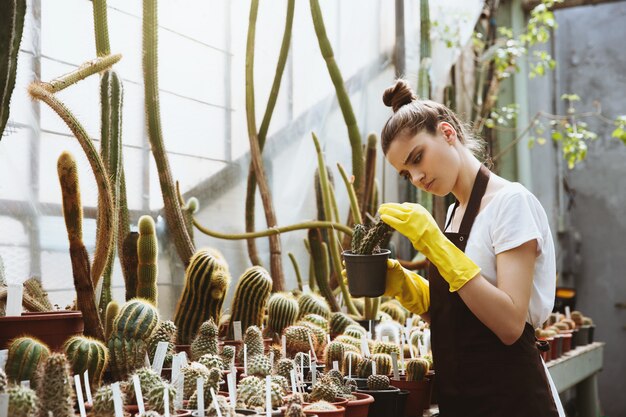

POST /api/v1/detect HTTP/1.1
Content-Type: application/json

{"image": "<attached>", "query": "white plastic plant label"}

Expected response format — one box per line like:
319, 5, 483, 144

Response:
163, 385, 170, 417
391, 352, 399, 380
281, 335, 287, 358
228, 371, 237, 405
175, 373, 184, 410
418, 341, 426, 357
303, 284, 311, 294
0, 393, 9, 417
0, 350, 7, 371
565, 306, 571, 320
243, 344, 248, 375
178, 351, 188, 367
111, 382, 124, 417
171, 353, 182, 385
311, 360, 317, 385
74, 375, 87, 417
20, 380, 29, 389
83, 371, 93, 404
366, 331, 372, 341
151, 341, 169, 375
196, 377, 205, 417
6, 283, 23, 317
144, 353, 151, 368
265, 375, 272, 417
326, 334, 331, 344
371, 361, 377, 376
307, 333, 317, 361
233, 321, 243, 341
382, 336, 389, 343
132, 374, 146, 415
406, 317, 413, 330
269, 351, 274, 367
348, 354, 352, 379
360, 337, 370, 357
290, 369, 297, 394
210, 387, 222, 417
333, 361, 339, 371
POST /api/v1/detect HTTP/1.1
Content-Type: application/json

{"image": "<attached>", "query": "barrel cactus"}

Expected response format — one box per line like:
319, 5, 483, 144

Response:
228, 266, 273, 339
266, 292, 299, 337
6, 337, 50, 385
63, 335, 109, 388
366, 374, 390, 390
406, 357, 430, 382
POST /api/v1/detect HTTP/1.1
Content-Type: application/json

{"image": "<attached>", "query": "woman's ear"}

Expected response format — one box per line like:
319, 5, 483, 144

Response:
439, 122, 457, 144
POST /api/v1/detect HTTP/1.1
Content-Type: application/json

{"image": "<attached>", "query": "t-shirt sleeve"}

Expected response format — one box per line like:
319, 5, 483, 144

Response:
491, 188, 544, 255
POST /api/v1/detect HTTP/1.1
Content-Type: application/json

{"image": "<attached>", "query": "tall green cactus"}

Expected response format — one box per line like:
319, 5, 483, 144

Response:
174, 249, 231, 344
37, 353, 74, 417
58, 151, 105, 341
107, 298, 159, 380
227, 266, 273, 340
122, 231, 139, 300
6, 337, 50, 385
308, 228, 339, 312
136, 215, 158, 305
142, 0, 195, 266
266, 292, 299, 338
0, 0, 26, 138
63, 335, 109, 389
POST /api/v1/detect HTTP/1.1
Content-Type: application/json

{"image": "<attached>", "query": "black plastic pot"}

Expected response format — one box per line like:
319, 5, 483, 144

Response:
342, 249, 390, 297
588, 325, 596, 344
396, 389, 410, 417
356, 386, 400, 417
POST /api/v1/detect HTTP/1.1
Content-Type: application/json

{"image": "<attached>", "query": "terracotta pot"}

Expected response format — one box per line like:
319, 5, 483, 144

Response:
344, 392, 373, 417
303, 397, 348, 408
342, 250, 390, 298
390, 376, 431, 417
426, 370, 436, 406
0, 310, 84, 351
303, 405, 345, 417
551, 335, 563, 360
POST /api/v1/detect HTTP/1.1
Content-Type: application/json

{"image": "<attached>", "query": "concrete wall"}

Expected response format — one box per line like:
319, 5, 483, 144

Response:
528, 2, 626, 415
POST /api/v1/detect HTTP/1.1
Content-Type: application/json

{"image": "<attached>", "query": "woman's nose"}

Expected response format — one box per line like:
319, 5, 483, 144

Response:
410, 169, 424, 187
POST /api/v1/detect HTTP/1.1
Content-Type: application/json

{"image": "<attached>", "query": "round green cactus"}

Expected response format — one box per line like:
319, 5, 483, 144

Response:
6, 336, 50, 386
366, 374, 390, 390
64, 335, 109, 388
324, 341, 345, 370
406, 357, 430, 382
284, 325, 316, 357
266, 292, 299, 337
228, 266, 273, 340
298, 293, 331, 320
329, 312, 357, 335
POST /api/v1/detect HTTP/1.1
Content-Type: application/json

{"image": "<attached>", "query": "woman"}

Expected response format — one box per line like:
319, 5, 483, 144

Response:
377, 80, 564, 416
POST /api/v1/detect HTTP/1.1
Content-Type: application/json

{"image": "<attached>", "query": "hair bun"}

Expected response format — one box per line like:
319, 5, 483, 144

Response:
382, 80, 417, 112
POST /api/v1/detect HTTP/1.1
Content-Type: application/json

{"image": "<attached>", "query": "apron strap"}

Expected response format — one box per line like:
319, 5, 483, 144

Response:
458, 165, 491, 235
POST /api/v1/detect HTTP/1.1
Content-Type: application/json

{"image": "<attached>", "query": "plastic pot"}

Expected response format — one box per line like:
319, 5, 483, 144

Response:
342, 250, 390, 297
390, 377, 431, 417
345, 377, 368, 389
588, 324, 596, 344
396, 389, 410, 417
356, 386, 400, 417
0, 310, 84, 351
574, 326, 589, 347
344, 392, 374, 417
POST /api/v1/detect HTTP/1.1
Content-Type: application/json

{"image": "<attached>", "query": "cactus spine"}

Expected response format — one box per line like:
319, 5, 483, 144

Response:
63, 336, 109, 388
6, 337, 50, 385
0, 0, 26, 137
37, 353, 74, 417
136, 215, 158, 305
104, 300, 119, 339
57, 151, 105, 340
174, 249, 230, 344
366, 374, 390, 390
190, 318, 219, 360
227, 266, 272, 339
266, 292, 299, 337
107, 298, 159, 380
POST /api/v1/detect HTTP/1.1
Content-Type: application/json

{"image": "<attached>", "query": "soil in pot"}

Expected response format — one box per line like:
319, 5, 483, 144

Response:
342, 249, 390, 297
356, 386, 400, 417
0, 310, 84, 351
390, 377, 431, 417
344, 392, 374, 417
303, 404, 345, 417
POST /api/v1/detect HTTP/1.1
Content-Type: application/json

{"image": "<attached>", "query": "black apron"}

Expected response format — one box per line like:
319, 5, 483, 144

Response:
429, 165, 559, 417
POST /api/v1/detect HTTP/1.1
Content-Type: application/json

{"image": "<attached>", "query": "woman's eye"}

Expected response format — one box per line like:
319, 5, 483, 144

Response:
413, 153, 422, 164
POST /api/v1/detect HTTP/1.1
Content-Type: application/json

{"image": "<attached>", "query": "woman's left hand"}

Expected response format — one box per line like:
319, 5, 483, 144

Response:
378, 202, 439, 251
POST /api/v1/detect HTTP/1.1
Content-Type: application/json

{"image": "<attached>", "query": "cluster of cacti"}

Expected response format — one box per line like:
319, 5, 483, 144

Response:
330, 312, 358, 335
36, 353, 74, 417
266, 292, 299, 337
247, 354, 272, 377
63, 335, 109, 388
6, 337, 50, 385
237, 376, 285, 410
310, 381, 338, 402
7, 384, 38, 417
190, 318, 219, 360
136, 215, 158, 305
372, 341, 401, 357
298, 321, 327, 355
342, 351, 362, 377
174, 249, 230, 344
366, 374, 391, 390
147, 320, 177, 367
228, 266, 273, 339
198, 353, 223, 372
350, 219, 393, 255
205, 394, 237, 417
107, 298, 159, 380
124, 367, 162, 404
23, 277, 53, 311
406, 357, 430, 382
238, 325, 265, 363
298, 293, 331, 319
284, 393, 306, 417
181, 362, 211, 399
324, 341, 345, 370
284, 325, 316, 357
145, 381, 175, 415
188, 366, 222, 406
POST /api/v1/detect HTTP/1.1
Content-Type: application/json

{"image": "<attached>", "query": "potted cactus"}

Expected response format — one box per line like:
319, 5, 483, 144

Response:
342, 220, 393, 298
390, 358, 431, 417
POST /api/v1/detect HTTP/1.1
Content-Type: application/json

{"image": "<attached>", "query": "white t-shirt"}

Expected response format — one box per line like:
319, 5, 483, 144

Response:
445, 182, 556, 328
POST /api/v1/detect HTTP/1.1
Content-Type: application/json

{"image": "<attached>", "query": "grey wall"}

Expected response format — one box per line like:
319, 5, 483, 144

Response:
529, 2, 626, 415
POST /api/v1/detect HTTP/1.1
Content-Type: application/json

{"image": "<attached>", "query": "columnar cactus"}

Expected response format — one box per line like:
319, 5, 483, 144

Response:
37, 353, 74, 417
330, 312, 357, 335
174, 249, 231, 344
0, 0, 26, 137
7, 385, 38, 417
220, 345, 235, 368
63, 335, 109, 388
366, 374, 390, 390
23, 277, 52, 311
146, 381, 175, 415
284, 325, 316, 357
122, 231, 139, 300
266, 292, 299, 337
324, 341, 345, 370
228, 266, 273, 339
6, 337, 50, 385
356, 357, 373, 378
104, 300, 120, 339
136, 215, 158, 305
276, 358, 295, 379
147, 320, 177, 367
406, 358, 430, 382
298, 293, 331, 320
190, 318, 219, 360
107, 298, 159, 380
351, 220, 393, 255
247, 354, 272, 377
237, 325, 265, 363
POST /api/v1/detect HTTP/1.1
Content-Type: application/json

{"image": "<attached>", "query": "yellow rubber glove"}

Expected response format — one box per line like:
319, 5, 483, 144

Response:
384, 259, 430, 315
379, 202, 481, 292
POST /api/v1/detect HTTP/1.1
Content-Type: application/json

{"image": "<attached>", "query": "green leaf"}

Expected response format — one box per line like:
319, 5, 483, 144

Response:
551, 131, 563, 141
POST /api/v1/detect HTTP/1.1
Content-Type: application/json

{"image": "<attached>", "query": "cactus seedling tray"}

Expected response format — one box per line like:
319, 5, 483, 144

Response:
342, 249, 390, 297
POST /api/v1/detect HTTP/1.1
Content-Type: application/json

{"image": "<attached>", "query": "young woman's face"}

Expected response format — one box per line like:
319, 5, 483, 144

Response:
385, 123, 461, 197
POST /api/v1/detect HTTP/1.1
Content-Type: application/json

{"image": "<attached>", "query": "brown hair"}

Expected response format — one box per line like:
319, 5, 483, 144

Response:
381, 80, 484, 158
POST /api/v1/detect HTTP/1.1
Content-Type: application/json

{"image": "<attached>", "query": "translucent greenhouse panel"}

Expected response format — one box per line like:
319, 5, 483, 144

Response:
158, 0, 227, 49
10, 51, 37, 127
337, 0, 380, 80
159, 92, 226, 160
108, 8, 144, 85
0, 128, 32, 201
38, 132, 100, 208
0, 246, 31, 285
117, 81, 147, 148
41, 0, 94, 65
0, 217, 28, 247
40, 57, 101, 139
21, 0, 38, 54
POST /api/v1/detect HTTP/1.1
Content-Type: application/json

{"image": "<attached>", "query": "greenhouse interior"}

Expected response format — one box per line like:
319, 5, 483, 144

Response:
0, 0, 624, 416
